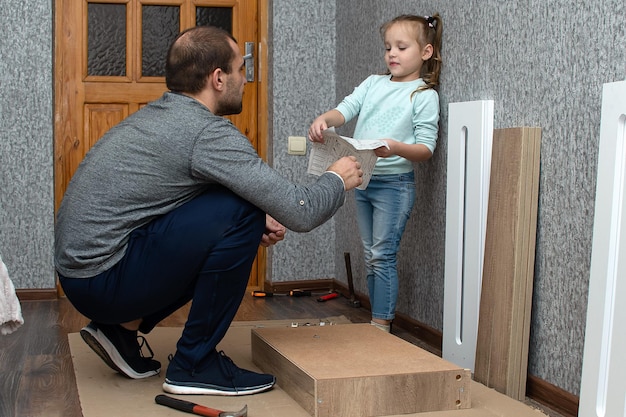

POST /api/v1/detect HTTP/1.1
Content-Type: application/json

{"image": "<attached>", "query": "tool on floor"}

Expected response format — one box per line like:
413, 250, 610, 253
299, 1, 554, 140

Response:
155, 395, 247, 417
317, 291, 339, 302
251, 289, 313, 297
289, 289, 311, 297
343, 252, 361, 308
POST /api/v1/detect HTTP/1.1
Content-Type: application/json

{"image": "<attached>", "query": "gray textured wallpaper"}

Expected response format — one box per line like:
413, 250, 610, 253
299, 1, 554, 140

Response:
269, 0, 339, 282
1, 0, 624, 401
270, 0, 625, 397
329, 0, 624, 396
0, 2, 55, 288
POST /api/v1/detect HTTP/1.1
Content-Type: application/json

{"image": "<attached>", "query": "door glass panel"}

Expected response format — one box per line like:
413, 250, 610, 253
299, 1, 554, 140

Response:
196, 7, 232, 33
87, 3, 126, 76
142, 5, 180, 77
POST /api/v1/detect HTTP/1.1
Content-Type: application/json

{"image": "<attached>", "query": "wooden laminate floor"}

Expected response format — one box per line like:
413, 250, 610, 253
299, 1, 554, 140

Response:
0, 294, 564, 417
0, 293, 375, 417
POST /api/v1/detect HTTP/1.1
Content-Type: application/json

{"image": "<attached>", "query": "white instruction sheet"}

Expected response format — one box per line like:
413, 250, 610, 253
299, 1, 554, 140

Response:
307, 128, 388, 190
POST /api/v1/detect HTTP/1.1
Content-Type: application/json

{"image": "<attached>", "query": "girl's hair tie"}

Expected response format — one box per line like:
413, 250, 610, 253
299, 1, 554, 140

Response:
424, 15, 435, 28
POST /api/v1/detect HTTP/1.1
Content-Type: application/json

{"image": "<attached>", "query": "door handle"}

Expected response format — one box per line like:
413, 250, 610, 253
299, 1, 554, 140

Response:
243, 42, 254, 82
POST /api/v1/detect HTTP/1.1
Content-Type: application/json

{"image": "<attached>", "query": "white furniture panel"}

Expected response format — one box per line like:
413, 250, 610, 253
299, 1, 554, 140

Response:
579, 80, 626, 417
443, 100, 494, 372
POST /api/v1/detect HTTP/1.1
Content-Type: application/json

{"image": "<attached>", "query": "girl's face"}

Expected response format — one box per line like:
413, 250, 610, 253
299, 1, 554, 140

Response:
383, 22, 432, 82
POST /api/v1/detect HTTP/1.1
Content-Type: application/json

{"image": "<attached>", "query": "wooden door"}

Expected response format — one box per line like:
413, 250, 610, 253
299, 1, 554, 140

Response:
54, 0, 267, 289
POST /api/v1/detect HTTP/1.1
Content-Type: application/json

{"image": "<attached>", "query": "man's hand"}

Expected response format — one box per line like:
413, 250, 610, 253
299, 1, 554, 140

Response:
260, 215, 286, 247
327, 156, 363, 191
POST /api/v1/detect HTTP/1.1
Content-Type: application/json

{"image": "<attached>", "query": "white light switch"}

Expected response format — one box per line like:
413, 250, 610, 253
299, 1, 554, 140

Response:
288, 136, 307, 155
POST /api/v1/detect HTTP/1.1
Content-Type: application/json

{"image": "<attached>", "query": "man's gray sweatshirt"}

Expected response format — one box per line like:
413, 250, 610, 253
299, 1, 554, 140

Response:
55, 92, 345, 278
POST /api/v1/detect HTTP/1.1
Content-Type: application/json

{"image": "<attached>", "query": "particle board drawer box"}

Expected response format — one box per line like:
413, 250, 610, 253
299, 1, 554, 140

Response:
251, 323, 471, 417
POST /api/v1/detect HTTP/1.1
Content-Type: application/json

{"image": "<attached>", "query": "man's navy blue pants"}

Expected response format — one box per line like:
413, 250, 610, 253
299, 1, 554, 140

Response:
59, 186, 265, 371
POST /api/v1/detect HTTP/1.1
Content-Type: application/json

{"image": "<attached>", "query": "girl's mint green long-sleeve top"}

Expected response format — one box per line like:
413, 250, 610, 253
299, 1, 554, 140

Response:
335, 74, 439, 175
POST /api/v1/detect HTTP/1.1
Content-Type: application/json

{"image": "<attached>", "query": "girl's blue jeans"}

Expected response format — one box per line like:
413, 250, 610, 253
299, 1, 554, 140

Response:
355, 172, 415, 321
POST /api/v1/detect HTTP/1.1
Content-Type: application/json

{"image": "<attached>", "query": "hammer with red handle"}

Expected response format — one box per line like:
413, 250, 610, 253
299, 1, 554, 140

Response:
155, 395, 247, 417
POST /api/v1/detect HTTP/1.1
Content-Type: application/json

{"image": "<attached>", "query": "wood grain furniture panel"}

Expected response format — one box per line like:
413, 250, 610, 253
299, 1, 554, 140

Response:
474, 127, 541, 400
252, 323, 471, 417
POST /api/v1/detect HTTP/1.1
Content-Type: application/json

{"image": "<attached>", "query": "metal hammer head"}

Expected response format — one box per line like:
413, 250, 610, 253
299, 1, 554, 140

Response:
220, 404, 247, 417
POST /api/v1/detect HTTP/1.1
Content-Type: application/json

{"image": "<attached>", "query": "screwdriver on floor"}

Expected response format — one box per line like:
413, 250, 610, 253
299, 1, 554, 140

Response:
251, 289, 312, 297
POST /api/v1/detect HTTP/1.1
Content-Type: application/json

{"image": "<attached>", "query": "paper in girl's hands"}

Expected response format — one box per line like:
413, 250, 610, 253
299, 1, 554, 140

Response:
307, 128, 388, 190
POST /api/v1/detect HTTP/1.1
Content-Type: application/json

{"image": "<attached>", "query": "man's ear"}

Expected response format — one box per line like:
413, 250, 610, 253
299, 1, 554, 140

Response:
210, 68, 224, 91
422, 44, 434, 61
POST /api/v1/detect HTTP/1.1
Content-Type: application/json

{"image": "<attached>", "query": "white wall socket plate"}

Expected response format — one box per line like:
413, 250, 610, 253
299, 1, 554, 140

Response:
288, 136, 307, 155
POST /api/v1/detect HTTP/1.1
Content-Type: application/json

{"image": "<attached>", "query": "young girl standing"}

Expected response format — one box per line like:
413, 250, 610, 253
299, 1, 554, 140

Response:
308, 14, 443, 332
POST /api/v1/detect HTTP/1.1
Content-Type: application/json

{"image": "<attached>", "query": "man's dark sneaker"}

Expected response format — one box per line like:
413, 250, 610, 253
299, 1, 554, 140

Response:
163, 350, 275, 396
80, 321, 161, 379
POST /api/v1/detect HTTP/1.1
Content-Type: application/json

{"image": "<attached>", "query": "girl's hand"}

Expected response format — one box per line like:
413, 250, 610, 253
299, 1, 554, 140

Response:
375, 140, 433, 162
308, 117, 328, 143
308, 110, 346, 143
374, 140, 394, 158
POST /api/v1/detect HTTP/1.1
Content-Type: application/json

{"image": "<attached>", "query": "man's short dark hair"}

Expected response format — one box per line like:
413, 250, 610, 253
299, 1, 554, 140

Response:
165, 26, 237, 94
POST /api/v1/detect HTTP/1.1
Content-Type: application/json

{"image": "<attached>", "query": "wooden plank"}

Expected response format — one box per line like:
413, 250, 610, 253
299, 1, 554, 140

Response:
474, 127, 541, 401
252, 324, 471, 417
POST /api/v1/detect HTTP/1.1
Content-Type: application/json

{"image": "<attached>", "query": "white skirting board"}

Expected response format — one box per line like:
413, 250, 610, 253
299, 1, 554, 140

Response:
579, 80, 626, 417
443, 100, 494, 372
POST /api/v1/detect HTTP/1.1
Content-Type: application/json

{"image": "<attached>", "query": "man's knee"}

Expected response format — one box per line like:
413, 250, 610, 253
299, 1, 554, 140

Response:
184, 188, 264, 241
140, 187, 264, 254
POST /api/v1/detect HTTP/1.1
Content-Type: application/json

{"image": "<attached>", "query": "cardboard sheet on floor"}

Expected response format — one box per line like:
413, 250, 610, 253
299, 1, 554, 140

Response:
69, 318, 549, 417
